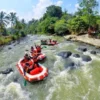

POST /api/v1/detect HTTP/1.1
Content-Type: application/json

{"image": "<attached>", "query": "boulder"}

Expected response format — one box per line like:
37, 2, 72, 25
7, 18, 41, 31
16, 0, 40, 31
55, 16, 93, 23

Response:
8, 47, 12, 50
65, 62, 75, 70
0, 68, 13, 74
58, 51, 72, 58
78, 47, 87, 52
73, 54, 80, 58
90, 50, 97, 55
82, 55, 92, 62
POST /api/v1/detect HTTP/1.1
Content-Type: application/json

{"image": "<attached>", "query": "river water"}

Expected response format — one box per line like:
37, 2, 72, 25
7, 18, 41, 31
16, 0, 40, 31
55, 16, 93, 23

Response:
0, 35, 100, 100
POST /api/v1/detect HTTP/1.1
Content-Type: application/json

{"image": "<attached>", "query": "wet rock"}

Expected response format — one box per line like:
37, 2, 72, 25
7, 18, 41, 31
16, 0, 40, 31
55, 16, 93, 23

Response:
8, 47, 12, 50
0, 68, 13, 74
13, 77, 18, 82
90, 51, 97, 55
65, 62, 75, 69
73, 54, 80, 58
8, 42, 11, 45
78, 47, 87, 52
13, 44, 16, 46
82, 55, 92, 62
58, 51, 72, 58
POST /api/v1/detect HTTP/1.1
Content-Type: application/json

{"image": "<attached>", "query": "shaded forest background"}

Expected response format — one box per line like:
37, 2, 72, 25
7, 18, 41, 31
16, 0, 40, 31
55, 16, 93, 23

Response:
0, 0, 100, 45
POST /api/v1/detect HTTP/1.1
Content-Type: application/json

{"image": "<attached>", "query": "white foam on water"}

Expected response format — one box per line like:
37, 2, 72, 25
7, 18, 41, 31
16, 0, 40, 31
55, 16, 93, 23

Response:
98, 85, 100, 92
81, 64, 95, 90
1, 72, 14, 84
83, 51, 100, 61
0, 82, 30, 100
70, 56, 83, 67
46, 70, 79, 100
46, 86, 56, 100
0, 74, 4, 80
82, 64, 91, 76
58, 42, 72, 48
0, 71, 31, 100
53, 56, 64, 71
82, 88, 92, 100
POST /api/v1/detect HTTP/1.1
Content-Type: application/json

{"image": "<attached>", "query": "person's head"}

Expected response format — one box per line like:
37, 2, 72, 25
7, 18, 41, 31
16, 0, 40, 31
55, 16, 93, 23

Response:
31, 46, 34, 50
25, 63, 30, 66
24, 54, 30, 60
25, 53, 28, 57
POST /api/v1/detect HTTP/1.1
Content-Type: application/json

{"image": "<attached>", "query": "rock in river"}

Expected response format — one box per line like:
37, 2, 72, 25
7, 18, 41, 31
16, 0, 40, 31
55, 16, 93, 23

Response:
78, 47, 87, 52
58, 51, 72, 58
90, 50, 97, 55
73, 54, 80, 58
82, 55, 92, 62
65, 61, 75, 70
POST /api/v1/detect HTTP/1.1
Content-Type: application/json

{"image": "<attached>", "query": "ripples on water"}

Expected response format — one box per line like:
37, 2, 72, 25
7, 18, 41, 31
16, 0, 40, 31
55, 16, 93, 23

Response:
0, 35, 100, 100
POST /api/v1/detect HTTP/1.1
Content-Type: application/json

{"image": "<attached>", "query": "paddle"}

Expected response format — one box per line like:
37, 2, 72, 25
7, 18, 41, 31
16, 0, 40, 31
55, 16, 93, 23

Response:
23, 68, 27, 86
24, 79, 27, 86
42, 46, 47, 49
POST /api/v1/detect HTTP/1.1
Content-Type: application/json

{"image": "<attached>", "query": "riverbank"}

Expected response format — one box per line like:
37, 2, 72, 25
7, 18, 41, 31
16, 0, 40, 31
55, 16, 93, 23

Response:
64, 34, 100, 48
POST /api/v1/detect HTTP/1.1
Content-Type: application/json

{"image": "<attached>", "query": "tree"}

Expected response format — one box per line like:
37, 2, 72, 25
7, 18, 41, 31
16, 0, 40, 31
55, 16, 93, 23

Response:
27, 20, 38, 34
20, 19, 26, 29
54, 19, 68, 35
67, 17, 88, 35
78, 0, 99, 25
0, 11, 9, 35
9, 12, 17, 28
61, 11, 73, 21
46, 5, 62, 18
37, 17, 58, 34
0, 11, 9, 26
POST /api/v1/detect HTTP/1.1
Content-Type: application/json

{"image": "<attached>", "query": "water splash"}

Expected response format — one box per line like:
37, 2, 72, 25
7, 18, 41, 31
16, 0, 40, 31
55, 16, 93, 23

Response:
0, 82, 30, 100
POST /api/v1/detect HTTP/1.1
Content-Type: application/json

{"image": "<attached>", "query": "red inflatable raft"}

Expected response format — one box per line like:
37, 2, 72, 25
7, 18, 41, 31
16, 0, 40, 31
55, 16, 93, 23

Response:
36, 53, 46, 61
47, 42, 58, 46
17, 58, 48, 82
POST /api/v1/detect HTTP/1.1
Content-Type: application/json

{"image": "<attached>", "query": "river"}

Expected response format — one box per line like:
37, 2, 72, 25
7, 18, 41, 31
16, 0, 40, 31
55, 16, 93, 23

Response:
0, 35, 100, 100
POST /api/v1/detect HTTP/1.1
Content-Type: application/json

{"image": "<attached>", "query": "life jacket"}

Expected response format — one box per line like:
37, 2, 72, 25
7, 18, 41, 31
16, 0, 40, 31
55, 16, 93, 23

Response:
49, 39, 52, 43
24, 59, 34, 73
28, 59, 34, 66
30, 65, 43, 75
31, 49, 38, 56
36, 46, 41, 53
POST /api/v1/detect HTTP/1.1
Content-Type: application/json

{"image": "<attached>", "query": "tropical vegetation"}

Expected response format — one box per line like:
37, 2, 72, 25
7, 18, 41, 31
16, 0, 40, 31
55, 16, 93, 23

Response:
0, 0, 100, 45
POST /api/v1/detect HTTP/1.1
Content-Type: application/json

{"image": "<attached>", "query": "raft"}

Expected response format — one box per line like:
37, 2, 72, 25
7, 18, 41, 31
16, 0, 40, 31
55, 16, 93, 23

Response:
31, 52, 46, 61
47, 42, 58, 46
41, 41, 58, 46
37, 53, 46, 61
17, 58, 48, 82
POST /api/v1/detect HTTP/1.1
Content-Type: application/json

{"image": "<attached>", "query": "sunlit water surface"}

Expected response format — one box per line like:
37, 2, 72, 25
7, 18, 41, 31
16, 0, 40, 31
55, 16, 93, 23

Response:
0, 35, 100, 100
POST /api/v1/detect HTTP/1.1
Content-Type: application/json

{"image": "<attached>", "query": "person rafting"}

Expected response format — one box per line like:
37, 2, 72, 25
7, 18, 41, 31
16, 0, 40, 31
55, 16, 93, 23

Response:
31, 46, 34, 53
23, 56, 41, 75
53, 40, 57, 44
23, 53, 31, 62
49, 39, 52, 43
35, 45, 41, 53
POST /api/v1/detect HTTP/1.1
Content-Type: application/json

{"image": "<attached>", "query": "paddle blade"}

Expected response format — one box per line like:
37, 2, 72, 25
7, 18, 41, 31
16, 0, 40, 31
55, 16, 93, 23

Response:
24, 79, 27, 86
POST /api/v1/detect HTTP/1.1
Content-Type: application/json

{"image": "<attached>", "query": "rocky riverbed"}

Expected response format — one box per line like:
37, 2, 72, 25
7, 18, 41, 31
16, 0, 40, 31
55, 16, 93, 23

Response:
64, 34, 100, 48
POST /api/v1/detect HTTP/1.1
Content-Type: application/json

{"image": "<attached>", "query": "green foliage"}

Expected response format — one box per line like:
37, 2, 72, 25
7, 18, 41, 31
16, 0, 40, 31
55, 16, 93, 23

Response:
27, 20, 38, 34
37, 17, 58, 34
67, 17, 88, 35
0, 36, 12, 45
20, 31, 26, 37
61, 11, 73, 21
0, 3, 100, 45
9, 12, 17, 27
46, 5, 62, 18
54, 19, 68, 35
78, 0, 99, 25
